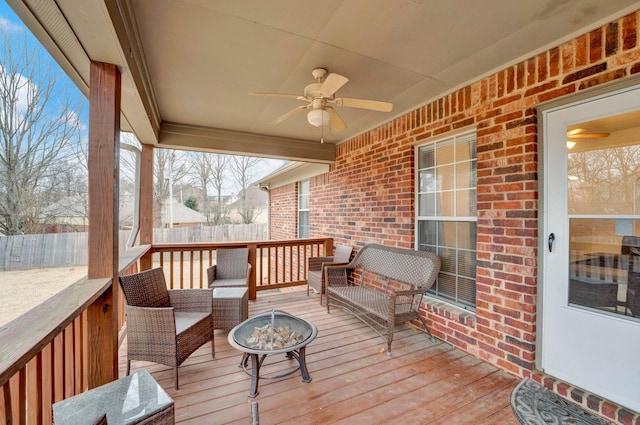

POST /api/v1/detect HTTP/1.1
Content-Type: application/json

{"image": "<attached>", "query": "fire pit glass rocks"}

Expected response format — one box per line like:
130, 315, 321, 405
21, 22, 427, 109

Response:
228, 310, 318, 398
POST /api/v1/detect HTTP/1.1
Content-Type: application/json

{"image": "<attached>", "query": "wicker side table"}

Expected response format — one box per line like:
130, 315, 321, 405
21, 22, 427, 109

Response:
213, 287, 249, 330
52, 370, 174, 424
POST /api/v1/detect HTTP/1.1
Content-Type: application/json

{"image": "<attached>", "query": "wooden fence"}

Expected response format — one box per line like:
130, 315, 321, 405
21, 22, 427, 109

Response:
0, 224, 268, 270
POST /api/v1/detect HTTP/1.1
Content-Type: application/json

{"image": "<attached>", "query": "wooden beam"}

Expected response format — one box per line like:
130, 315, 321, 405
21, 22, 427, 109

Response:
139, 144, 154, 270
159, 122, 336, 163
87, 61, 121, 388
103, 0, 160, 141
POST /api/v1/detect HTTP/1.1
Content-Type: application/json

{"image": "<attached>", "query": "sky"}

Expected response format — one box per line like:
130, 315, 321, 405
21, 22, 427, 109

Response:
0, 1, 285, 195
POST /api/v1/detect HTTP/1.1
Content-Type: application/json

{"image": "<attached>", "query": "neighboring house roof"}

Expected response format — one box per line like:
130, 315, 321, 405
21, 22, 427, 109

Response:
41, 195, 88, 224
159, 198, 207, 224
227, 185, 268, 210
43, 196, 207, 226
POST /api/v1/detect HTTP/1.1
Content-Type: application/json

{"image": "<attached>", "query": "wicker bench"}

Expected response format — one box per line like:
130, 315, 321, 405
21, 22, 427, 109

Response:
325, 244, 440, 355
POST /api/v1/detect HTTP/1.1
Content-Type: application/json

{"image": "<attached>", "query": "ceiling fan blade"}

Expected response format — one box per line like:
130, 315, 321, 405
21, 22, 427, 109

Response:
273, 105, 308, 125
567, 128, 586, 136
250, 92, 303, 100
567, 133, 610, 139
319, 73, 349, 97
326, 107, 346, 131
333, 97, 393, 112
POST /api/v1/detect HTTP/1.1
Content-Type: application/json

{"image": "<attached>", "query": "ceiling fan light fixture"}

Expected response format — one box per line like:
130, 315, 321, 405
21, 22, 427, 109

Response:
307, 109, 330, 127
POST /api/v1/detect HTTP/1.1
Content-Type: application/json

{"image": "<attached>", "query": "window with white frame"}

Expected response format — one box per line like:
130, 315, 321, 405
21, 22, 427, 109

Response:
416, 131, 477, 310
298, 179, 310, 238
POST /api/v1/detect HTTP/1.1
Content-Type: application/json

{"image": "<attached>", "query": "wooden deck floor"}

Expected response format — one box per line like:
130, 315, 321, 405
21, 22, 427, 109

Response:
122, 288, 521, 425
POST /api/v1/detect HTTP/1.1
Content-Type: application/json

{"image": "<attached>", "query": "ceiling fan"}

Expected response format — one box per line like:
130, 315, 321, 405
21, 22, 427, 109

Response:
566, 128, 610, 138
566, 128, 609, 149
250, 68, 393, 131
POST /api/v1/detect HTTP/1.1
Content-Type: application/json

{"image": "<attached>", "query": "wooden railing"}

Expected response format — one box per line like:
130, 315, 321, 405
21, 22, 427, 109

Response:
148, 238, 333, 299
0, 245, 149, 425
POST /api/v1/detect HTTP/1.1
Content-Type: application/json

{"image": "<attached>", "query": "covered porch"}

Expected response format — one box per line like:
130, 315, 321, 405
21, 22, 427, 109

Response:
1, 1, 640, 424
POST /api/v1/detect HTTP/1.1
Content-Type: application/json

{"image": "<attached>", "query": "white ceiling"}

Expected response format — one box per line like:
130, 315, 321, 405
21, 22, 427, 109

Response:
8, 0, 640, 162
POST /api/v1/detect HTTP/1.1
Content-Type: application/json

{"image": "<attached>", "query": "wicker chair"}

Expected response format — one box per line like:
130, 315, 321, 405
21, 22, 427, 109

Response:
307, 244, 353, 305
207, 248, 251, 288
119, 268, 215, 390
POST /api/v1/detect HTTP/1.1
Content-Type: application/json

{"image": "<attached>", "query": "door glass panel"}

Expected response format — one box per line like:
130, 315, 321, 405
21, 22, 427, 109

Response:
567, 110, 640, 320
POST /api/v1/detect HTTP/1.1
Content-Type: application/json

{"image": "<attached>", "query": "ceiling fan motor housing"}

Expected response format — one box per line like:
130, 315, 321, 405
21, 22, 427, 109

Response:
311, 68, 328, 81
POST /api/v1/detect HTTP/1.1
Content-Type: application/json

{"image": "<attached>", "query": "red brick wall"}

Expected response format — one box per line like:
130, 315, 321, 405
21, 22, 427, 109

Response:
268, 11, 640, 378
269, 182, 298, 240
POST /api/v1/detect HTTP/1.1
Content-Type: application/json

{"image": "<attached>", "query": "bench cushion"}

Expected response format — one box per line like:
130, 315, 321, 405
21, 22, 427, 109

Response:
329, 286, 414, 317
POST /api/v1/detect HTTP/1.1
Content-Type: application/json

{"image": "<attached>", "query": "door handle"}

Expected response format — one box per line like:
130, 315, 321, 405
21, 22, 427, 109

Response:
548, 233, 555, 252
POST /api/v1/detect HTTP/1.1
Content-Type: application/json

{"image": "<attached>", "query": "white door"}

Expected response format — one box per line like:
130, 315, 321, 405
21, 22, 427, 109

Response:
540, 85, 640, 412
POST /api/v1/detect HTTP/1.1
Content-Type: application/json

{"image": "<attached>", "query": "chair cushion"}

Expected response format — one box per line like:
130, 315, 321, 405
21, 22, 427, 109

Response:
175, 312, 211, 335
307, 270, 322, 292
119, 268, 170, 308
334, 245, 353, 263
209, 278, 247, 288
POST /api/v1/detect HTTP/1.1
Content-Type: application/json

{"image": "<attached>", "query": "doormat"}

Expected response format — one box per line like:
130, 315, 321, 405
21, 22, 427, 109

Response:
510, 378, 613, 424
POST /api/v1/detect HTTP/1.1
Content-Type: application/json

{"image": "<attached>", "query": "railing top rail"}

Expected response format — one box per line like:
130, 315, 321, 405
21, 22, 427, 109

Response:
150, 238, 330, 251
0, 277, 110, 386
0, 244, 151, 387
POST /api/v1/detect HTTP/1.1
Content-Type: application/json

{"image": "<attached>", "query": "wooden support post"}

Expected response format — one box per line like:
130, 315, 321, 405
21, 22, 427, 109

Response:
87, 62, 121, 389
324, 238, 334, 256
247, 243, 257, 300
139, 144, 154, 270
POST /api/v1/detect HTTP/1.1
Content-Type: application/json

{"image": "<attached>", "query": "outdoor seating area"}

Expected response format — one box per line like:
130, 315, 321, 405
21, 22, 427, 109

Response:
123, 287, 520, 424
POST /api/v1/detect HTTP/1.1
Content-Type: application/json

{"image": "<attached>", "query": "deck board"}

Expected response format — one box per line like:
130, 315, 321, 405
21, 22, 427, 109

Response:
122, 288, 520, 424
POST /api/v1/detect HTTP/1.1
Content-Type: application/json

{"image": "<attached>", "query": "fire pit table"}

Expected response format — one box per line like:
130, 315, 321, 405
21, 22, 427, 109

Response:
228, 309, 318, 398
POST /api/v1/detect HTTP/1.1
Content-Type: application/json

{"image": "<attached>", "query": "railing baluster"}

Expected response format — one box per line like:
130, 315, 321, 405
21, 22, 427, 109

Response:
25, 355, 41, 424
63, 328, 72, 399
267, 247, 272, 285
199, 250, 204, 289
169, 251, 175, 289
35, 352, 43, 425
42, 344, 53, 425
18, 368, 25, 425
180, 251, 185, 289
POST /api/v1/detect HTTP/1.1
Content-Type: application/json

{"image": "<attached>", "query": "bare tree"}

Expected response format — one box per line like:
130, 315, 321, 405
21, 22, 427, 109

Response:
188, 152, 213, 221
231, 156, 262, 224
0, 28, 82, 234
234, 184, 267, 224
568, 144, 640, 214
153, 148, 188, 227
210, 154, 230, 225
